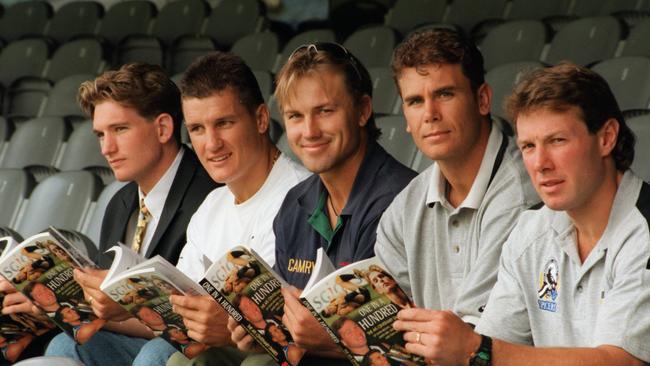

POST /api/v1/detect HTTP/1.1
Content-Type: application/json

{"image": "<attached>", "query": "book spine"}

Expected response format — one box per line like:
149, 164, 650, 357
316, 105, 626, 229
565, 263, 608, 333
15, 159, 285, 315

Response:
300, 298, 359, 366
198, 278, 281, 362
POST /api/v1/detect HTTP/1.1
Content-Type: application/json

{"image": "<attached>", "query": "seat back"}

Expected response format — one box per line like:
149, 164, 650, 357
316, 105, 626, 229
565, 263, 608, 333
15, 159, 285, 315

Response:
384, 0, 447, 36
369, 67, 400, 115
15, 171, 101, 237
42, 74, 94, 122
0, 168, 35, 227
627, 114, 650, 181
47, 1, 103, 43
99, 0, 156, 46
83, 179, 127, 246
150, 0, 208, 47
481, 20, 547, 70
376, 115, 418, 167
486, 61, 544, 120
168, 36, 216, 75
545, 16, 622, 65
343, 25, 398, 68
231, 32, 279, 72
275, 29, 336, 72
203, 0, 263, 49
0, 38, 50, 87
45, 39, 105, 82
2, 117, 69, 169
0, 1, 52, 43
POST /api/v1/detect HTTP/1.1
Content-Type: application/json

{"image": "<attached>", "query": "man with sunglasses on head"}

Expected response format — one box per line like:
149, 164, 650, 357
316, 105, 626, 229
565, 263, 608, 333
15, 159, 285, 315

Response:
228, 42, 416, 364
373, 27, 539, 351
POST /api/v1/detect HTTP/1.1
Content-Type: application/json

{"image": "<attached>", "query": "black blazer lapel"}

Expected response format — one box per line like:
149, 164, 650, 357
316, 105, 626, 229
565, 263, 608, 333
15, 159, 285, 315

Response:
145, 148, 198, 258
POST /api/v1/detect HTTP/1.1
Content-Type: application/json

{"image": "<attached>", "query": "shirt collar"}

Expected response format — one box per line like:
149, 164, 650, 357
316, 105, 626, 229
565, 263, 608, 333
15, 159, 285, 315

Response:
426, 123, 502, 209
138, 148, 185, 222
298, 141, 389, 215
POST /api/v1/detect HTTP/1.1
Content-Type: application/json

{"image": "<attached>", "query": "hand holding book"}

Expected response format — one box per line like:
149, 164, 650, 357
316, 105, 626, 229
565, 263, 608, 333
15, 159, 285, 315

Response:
169, 294, 231, 347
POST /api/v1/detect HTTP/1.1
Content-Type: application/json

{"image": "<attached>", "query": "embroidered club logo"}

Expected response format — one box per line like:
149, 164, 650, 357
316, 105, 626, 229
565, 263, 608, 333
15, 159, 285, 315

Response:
537, 258, 559, 312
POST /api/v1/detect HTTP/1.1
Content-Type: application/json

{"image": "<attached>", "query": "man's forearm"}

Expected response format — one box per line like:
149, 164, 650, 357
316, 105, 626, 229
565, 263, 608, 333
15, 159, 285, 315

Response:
492, 341, 643, 366
103, 318, 155, 339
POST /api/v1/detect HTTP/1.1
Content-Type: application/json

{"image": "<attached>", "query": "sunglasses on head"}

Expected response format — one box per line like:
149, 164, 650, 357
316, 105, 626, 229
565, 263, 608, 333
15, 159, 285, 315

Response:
288, 42, 363, 82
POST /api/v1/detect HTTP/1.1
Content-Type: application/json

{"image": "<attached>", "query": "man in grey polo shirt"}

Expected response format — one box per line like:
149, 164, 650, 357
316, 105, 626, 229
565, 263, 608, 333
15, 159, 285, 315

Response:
392, 63, 650, 365
375, 28, 538, 325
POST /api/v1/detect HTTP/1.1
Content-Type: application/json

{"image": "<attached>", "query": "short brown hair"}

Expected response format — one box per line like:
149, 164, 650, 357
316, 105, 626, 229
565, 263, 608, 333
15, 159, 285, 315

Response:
392, 28, 485, 91
78, 62, 182, 143
180, 52, 264, 116
506, 63, 635, 171
275, 42, 381, 141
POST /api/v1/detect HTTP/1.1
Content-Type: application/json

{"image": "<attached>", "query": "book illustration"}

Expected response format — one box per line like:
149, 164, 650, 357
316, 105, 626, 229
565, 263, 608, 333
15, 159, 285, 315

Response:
102, 272, 208, 359
201, 247, 304, 366
301, 257, 425, 366
0, 231, 106, 345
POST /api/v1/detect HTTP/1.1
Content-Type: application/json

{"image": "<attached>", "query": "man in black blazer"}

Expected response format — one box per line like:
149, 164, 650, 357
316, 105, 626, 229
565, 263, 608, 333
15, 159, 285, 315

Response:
41, 63, 219, 365
97, 146, 215, 268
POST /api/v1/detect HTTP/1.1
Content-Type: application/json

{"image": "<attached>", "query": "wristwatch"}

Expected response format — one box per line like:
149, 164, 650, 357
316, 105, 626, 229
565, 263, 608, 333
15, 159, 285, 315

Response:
469, 334, 492, 366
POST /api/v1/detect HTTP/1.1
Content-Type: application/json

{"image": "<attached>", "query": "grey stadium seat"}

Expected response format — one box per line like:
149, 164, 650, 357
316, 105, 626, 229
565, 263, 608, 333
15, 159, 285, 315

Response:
5, 77, 51, 123
592, 57, 650, 112
116, 36, 163, 67
0, 1, 52, 43
369, 67, 400, 115
0, 38, 50, 88
544, 16, 622, 66
376, 115, 418, 167
384, 0, 447, 37
486, 61, 544, 120
82, 179, 127, 246
150, 0, 208, 47
57, 120, 110, 177
627, 114, 650, 181
0, 168, 35, 228
98, 0, 156, 47
507, 0, 570, 20
203, 0, 264, 49
14, 171, 102, 246
46, 1, 104, 44
231, 32, 279, 72
621, 18, 650, 57
1, 117, 69, 176
275, 29, 336, 72
411, 151, 433, 173
42, 74, 95, 124
252, 69, 273, 101
343, 25, 398, 69
480, 20, 548, 71
0, 117, 12, 159
444, 0, 508, 34
572, 0, 639, 17
168, 36, 217, 75
44, 39, 105, 82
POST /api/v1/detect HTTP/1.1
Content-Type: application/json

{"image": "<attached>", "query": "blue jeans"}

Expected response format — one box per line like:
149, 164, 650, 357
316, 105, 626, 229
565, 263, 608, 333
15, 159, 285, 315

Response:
45, 331, 177, 366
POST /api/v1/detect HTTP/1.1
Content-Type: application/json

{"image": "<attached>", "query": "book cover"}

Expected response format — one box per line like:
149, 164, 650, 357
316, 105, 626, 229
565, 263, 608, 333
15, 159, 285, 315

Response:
0, 237, 55, 362
201, 246, 304, 366
0, 230, 105, 345
301, 256, 426, 366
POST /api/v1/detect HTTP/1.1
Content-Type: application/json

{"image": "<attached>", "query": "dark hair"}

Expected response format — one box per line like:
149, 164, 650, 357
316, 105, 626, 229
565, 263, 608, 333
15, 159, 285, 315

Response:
392, 28, 485, 91
78, 62, 182, 144
331, 316, 358, 336
275, 42, 381, 140
506, 62, 635, 171
180, 52, 265, 116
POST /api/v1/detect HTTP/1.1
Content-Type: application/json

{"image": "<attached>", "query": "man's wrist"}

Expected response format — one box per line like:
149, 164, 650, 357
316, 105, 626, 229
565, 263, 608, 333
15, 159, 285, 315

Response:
469, 334, 492, 366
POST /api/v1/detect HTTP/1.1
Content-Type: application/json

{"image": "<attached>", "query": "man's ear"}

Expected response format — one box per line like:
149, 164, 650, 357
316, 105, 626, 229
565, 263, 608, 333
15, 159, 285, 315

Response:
598, 118, 619, 157
155, 113, 175, 144
477, 83, 492, 116
255, 104, 270, 134
358, 95, 372, 127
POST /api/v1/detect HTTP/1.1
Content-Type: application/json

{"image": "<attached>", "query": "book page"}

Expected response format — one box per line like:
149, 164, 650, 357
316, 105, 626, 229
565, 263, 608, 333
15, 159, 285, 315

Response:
301, 256, 425, 366
302, 248, 336, 294
102, 244, 146, 287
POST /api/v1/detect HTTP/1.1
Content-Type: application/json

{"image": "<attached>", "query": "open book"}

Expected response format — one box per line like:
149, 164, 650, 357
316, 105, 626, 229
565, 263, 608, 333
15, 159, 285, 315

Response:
0, 236, 56, 363
201, 247, 425, 366
0, 229, 106, 346
99, 244, 209, 359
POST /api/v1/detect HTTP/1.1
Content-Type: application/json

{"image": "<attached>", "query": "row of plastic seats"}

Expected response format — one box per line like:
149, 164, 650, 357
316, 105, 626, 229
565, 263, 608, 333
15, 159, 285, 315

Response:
486, 56, 650, 123
0, 167, 124, 247
0, 0, 264, 49
478, 16, 650, 71
0, 117, 110, 183
382, 0, 650, 38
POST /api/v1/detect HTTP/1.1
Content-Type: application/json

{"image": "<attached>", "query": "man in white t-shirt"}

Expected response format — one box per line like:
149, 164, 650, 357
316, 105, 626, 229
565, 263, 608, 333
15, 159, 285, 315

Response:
156, 52, 309, 366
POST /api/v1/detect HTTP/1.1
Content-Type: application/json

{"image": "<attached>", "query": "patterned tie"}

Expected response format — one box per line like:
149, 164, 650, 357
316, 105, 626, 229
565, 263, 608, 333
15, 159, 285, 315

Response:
131, 198, 151, 254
